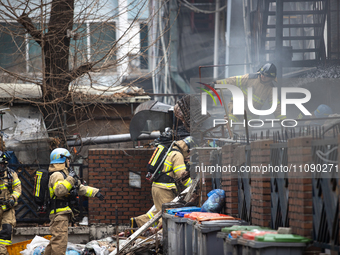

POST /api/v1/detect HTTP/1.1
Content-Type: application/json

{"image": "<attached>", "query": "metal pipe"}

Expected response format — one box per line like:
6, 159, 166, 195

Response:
275, 0, 284, 78
213, 0, 221, 79
225, 0, 232, 77
67, 132, 161, 146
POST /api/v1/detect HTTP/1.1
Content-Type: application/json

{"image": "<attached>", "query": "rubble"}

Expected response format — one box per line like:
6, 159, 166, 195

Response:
300, 65, 340, 78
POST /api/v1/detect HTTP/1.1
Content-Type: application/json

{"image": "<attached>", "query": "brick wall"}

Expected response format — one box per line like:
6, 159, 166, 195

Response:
197, 148, 213, 201
288, 137, 313, 238
221, 144, 238, 217
88, 148, 154, 224
250, 140, 273, 227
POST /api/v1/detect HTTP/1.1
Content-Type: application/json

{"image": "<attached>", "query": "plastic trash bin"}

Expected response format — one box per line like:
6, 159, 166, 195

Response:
186, 218, 198, 255
217, 232, 245, 255
239, 234, 310, 255
163, 213, 188, 255
194, 220, 248, 255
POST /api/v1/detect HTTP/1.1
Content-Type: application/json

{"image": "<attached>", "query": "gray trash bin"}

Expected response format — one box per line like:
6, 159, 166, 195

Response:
216, 232, 241, 255
194, 220, 248, 255
238, 237, 307, 255
184, 218, 196, 255
164, 213, 187, 255
187, 218, 199, 255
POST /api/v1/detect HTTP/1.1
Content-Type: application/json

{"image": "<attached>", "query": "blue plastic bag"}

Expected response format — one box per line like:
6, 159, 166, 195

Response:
201, 189, 225, 213
32, 246, 45, 255
66, 250, 81, 255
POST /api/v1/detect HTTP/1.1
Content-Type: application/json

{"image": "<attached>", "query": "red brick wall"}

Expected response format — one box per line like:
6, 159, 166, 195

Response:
88, 148, 154, 224
288, 137, 313, 238
221, 144, 238, 217
197, 149, 213, 201
250, 140, 273, 227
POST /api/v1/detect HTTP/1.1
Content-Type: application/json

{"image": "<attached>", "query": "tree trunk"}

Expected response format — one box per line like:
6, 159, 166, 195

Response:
44, 0, 74, 101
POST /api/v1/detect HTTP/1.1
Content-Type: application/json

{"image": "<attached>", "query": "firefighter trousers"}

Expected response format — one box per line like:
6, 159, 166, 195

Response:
0, 208, 15, 255
135, 186, 176, 228
44, 213, 70, 255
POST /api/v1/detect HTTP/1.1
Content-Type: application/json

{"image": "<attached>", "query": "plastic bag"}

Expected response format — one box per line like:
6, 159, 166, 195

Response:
67, 242, 85, 253
201, 189, 225, 213
32, 246, 45, 255
20, 236, 50, 255
66, 250, 81, 255
85, 241, 109, 255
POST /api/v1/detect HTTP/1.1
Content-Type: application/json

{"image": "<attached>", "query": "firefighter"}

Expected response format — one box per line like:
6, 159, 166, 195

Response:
215, 63, 286, 126
0, 151, 21, 255
44, 148, 104, 255
131, 136, 194, 230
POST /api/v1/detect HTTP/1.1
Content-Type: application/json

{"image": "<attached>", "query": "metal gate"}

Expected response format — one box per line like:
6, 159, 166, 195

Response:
270, 142, 289, 229
311, 139, 339, 251
238, 145, 252, 223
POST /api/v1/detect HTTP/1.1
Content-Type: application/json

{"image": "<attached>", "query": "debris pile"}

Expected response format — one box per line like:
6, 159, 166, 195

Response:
301, 65, 340, 78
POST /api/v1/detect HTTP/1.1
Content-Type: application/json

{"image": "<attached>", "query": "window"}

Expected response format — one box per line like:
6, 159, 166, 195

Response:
140, 23, 148, 70
90, 22, 116, 69
0, 21, 148, 73
0, 22, 26, 72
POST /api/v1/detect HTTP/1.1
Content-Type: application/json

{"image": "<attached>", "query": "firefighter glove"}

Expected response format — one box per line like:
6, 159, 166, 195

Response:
95, 192, 104, 201
8, 199, 15, 208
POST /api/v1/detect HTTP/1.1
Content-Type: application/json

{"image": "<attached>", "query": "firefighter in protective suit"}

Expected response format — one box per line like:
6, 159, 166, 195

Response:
214, 63, 286, 125
131, 137, 193, 229
0, 151, 21, 255
44, 148, 104, 255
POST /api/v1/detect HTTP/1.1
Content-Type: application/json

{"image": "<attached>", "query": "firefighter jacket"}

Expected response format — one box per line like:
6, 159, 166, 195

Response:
48, 163, 99, 215
0, 168, 21, 211
152, 140, 192, 190
216, 73, 286, 122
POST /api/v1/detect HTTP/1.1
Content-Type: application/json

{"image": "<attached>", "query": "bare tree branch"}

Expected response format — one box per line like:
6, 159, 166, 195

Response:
18, 12, 43, 46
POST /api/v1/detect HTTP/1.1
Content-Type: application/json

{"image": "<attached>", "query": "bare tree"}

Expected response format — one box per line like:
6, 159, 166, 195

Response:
0, 0, 164, 145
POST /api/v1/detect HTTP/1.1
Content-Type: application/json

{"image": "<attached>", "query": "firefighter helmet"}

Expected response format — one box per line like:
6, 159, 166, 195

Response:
258, 63, 277, 79
183, 136, 196, 150
50, 148, 71, 164
314, 104, 333, 118
0, 151, 9, 164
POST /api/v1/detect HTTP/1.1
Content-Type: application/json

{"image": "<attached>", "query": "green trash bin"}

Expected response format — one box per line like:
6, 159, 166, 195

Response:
222, 225, 266, 235
241, 234, 310, 255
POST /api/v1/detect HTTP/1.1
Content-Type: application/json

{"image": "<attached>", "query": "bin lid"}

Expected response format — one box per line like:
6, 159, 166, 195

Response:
176, 212, 191, 217
195, 220, 248, 233
171, 217, 189, 223
221, 225, 263, 234
255, 234, 311, 243
243, 231, 277, 240
184, 212, 226, 220
166, 206, 201, 215
197, 215, 235, 222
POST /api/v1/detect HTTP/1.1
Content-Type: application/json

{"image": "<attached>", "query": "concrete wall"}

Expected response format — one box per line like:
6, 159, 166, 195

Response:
13, 224, 128, 244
